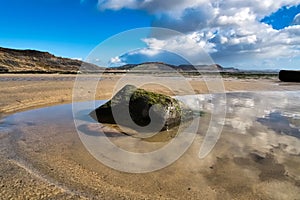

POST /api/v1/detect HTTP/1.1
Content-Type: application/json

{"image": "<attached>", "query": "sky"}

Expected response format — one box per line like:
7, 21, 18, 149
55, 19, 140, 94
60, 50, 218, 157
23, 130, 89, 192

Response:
1, 0, 300, 70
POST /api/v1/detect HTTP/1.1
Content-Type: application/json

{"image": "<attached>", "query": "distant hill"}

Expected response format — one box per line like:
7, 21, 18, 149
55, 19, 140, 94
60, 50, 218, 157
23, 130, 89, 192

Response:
0, 47, 103, 73
108, 62, 238, 73
0, 47, 238, 74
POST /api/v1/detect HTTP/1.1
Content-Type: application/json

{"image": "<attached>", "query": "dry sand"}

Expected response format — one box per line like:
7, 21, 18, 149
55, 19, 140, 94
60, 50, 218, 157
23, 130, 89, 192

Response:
1, 74, 300, 199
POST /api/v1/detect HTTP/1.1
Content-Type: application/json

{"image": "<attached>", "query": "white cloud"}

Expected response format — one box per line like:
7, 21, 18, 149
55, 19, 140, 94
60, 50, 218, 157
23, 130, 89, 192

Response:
99, 0, 300, 68
98, 0, 137, 10
72, 57, 83, 61
98, 0, 300, 18
110, 56, 121, 63
98, 0, 209, 17
217, 7, 256, 26
131, 47, 161, 57
108, 56, 128, 67
141, 35, 216, 64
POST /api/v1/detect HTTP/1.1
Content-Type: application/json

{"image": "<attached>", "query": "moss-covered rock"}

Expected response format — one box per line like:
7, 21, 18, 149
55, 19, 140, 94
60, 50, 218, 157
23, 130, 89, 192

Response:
90, 85, 194, 132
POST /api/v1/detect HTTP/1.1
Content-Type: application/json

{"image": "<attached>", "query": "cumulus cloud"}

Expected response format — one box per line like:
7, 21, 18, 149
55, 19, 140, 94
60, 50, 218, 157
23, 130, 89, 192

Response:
110, 56, 121, 63
98, 0, 208, 16
98, 0, 300, 18
98, 0, 300, 68
109, 56, 127, 67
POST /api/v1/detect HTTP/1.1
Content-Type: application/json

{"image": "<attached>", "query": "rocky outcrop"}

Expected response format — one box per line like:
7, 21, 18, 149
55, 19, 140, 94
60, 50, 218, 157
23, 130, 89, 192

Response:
279, 70, 300, 82
90, 85, 194, 132
0, 47, 103, 73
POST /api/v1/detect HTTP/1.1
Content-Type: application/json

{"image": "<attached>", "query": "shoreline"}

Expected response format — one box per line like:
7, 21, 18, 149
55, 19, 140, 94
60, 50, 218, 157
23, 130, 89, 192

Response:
1, 74, 299, 116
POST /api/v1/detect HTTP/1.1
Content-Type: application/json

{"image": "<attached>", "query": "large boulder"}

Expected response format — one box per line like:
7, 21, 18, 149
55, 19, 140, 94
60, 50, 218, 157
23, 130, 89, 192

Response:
90, 85, 194, 132
279, 70, 300, 82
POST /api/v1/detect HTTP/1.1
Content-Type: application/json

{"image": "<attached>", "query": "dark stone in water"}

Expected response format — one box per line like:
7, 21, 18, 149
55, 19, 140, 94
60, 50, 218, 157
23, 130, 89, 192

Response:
279, 70, 300, 82
90, 85, 194, 132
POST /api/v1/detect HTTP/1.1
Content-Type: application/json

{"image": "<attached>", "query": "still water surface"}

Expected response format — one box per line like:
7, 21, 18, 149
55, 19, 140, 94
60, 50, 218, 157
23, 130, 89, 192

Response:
1, 91, 300, 198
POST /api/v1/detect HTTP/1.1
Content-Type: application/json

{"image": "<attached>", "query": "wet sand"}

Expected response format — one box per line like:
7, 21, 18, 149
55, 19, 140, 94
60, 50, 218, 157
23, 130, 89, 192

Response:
0, 73, 297, 115
1, 74, 300, 199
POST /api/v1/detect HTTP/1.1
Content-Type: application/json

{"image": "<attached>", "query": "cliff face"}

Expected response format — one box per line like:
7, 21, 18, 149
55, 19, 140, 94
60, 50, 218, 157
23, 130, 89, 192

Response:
0, 47, 103, 73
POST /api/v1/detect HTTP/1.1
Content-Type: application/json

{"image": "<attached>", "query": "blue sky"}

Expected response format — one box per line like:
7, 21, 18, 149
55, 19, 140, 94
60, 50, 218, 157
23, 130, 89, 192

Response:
1, 0, 300, 70
0, 0, 152, 59
261, 5, 300, 30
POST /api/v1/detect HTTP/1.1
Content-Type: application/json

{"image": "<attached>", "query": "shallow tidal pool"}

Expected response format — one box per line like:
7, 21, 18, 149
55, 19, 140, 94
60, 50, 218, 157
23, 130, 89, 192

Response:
1, 91, 300, 199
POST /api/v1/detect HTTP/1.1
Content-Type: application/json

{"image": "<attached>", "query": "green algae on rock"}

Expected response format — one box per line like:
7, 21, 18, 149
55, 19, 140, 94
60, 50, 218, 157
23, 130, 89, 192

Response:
90, 85, 194, 132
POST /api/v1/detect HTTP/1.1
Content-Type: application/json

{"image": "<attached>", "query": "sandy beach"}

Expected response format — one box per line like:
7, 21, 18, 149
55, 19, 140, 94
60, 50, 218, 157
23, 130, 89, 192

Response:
1, 74, 300, 199
1, 73, 297, 115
